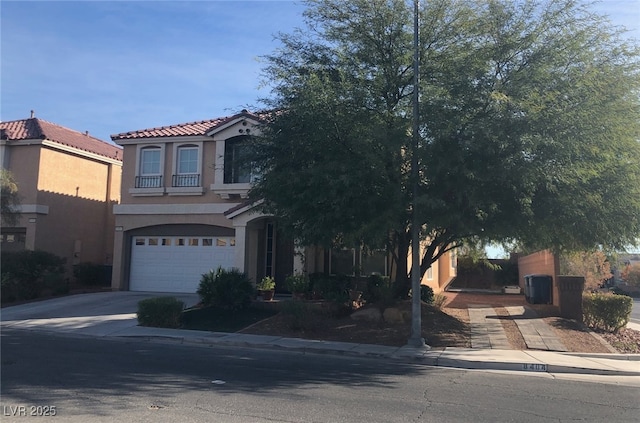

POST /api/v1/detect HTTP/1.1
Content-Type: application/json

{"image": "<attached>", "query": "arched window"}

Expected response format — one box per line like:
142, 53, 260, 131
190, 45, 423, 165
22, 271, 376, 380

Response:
174, 144, 200, 187
137, 146, 162, 188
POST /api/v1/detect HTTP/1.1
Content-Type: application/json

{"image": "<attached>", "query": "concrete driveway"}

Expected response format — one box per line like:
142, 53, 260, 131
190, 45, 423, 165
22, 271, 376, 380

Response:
0, 291, 199, 337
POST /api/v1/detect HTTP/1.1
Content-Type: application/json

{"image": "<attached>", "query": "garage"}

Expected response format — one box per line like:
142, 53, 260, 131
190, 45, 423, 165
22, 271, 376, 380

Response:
129, 235, 236, 293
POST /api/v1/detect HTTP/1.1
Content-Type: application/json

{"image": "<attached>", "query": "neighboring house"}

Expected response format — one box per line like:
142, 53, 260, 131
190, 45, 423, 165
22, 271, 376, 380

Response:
0, 114, 122, 275
110, 110, 455, 293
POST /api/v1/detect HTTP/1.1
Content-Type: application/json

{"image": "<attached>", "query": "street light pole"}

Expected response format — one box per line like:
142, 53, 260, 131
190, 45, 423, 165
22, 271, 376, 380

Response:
407, 0, 427, 348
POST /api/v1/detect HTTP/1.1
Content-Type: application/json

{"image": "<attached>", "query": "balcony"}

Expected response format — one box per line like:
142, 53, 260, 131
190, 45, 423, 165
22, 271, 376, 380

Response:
172, 174, 200, 187
129, 175, 164, 197
135, 175, 162, 188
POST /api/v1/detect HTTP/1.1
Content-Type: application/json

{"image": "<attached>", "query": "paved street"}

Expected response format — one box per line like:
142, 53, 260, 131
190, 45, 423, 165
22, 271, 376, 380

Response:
2, 330, 639, 423
631, 299, 640, 326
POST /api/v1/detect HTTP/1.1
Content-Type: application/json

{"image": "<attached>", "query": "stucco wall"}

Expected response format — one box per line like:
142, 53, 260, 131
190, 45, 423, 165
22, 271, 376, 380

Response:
6, 144, 41, 204
518, 250, 560, 306
119, 141, 229, 205
3, 143, 122, 276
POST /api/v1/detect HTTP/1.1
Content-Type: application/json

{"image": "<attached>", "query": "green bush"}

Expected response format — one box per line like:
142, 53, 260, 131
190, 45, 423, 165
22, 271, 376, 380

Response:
256, 276, 275, 291
420, 285, 435, 304
197, 267, 254, 310
137, 297, 185, 328
309, 273, 353, 302
583, 292, 632, 333
364, 274, 396, 309
285, 273, 310, 294
0, 250, 66, 301
1, 273, 18, 303
73, 262, 111, 286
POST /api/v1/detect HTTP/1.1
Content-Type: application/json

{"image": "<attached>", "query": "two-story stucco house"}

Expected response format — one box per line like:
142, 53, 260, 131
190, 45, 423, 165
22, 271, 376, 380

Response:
110, 110, 455, 294
0, 114, 122, 274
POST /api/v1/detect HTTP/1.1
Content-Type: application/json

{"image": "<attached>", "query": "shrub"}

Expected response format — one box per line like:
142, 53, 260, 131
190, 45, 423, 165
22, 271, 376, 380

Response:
364, 274, 396, 309
137, 297, 185, 328
420, 285, 435, 304
621, 263, 640, 288
1, 273, 18, 303
0, 250, 66, 301
256, 276, 276, 291
197, 267, 254, 310
73, 262, 111, 286
280, 300, 317, 331
582, 292, 632, 333
285, 273, 310, 294
432, 293, 448, 309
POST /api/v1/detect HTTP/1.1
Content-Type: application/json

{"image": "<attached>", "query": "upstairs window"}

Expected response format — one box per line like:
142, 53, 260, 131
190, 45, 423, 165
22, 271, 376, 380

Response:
224, 136, 254, 184
173, 145, 200, 187
137, 146, 162, 188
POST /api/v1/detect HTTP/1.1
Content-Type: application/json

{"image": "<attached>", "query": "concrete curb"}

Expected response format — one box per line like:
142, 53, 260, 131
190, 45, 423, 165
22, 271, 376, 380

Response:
108, 331, 640, 377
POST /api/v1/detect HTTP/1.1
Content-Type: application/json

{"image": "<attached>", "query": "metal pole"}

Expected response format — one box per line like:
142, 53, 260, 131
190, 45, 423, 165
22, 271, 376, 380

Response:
407, 0, 426, 348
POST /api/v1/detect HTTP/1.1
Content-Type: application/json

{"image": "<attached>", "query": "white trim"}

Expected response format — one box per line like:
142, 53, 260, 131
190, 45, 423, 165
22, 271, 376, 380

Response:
166, 186, 205, 196
225, 199, 264, 220
114, 135, 210, 146
206, 116, 260, 137
129, 187, 165, 197
136, 144, 165, 180
113, 203, 240, 215
16, 204, 49, 214
210, 183, 251, 199
40, 140, 122, 165
171, 142, 203, 186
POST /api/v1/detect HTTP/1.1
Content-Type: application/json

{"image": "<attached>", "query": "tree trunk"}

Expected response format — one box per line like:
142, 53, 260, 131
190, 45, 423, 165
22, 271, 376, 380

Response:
393, 231, 411, 298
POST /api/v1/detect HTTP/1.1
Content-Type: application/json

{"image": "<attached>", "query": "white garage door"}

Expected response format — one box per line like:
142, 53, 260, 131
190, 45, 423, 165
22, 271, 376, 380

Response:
130, 236, 236, 293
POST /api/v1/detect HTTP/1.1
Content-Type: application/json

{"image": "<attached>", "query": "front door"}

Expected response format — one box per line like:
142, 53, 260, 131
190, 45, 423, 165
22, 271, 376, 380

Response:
261, 221, 294, 292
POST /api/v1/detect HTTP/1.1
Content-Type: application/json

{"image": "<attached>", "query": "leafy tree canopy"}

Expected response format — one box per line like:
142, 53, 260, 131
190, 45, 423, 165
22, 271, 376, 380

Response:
1, 168, 20, 227
251, 0, 640, 292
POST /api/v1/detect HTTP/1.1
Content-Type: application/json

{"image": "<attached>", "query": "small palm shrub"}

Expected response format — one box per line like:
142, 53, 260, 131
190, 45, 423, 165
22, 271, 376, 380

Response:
197, 267, 254, 310
137, 297, 185, 328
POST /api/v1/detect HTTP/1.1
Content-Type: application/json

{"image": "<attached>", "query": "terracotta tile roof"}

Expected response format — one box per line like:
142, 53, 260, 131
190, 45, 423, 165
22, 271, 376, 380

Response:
111, 110, 269, 141
0, 118, 122, 161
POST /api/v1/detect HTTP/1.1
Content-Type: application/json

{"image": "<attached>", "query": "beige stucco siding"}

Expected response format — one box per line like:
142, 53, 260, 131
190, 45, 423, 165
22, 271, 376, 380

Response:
119, 141, 228, 205
7, 145, 41, 204
38, 147, 111, 201
2, 142, 122, 275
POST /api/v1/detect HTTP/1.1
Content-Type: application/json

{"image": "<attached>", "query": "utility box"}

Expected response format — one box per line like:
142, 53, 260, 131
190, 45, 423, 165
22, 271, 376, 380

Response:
557, 276, 585, 321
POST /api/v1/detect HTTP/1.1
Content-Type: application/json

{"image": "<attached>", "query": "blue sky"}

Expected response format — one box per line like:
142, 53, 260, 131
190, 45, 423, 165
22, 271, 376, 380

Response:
1, 0, 639, 143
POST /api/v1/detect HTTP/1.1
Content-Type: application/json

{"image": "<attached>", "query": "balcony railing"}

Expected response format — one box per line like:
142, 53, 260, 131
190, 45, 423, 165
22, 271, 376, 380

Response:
172, 174, 200, 187
135, 175, 162, 188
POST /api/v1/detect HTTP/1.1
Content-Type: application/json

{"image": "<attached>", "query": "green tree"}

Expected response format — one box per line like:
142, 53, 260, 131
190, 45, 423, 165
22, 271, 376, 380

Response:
621, 263, 640, 288
1, 168, 21, 226
560, 250, 612, 291
251, 0, 640, 295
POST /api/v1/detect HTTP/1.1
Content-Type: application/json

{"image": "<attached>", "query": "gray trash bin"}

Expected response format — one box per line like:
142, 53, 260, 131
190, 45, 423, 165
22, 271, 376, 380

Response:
529, 275, 552, 304
524, 275, 532, 303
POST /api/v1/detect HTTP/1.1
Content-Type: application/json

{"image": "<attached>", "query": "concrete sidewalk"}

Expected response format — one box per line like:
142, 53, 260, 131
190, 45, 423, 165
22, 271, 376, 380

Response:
2, 292, 639, 377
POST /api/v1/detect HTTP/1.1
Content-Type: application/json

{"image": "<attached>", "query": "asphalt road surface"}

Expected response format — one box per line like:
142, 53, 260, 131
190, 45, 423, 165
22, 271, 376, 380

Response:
630, 299, 640, 325
1, 330, 638, 423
